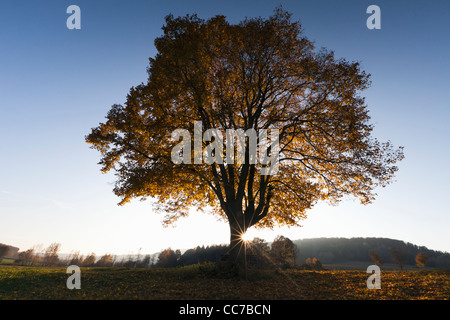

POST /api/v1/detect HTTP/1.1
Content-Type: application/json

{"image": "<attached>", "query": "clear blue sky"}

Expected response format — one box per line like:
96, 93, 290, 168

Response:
1, 0, 449, 256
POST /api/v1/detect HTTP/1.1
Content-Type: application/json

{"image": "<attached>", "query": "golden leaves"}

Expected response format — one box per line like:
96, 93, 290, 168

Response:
1, 266, 448, 300
85, 8, 403, 233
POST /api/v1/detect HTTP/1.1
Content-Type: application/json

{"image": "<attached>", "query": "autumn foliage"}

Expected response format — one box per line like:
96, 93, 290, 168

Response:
86, 8, 404, 271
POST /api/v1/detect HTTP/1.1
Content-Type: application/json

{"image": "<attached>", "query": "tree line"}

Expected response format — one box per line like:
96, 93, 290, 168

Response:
153, 235, 323, 270
294, 237, 450, 268
5, 237, 448, 269
9, 244, 155, 268
6, 236, 322, 270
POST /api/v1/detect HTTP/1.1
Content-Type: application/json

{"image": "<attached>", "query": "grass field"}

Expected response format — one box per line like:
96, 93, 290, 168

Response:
0, 259, 15, 265
0, 264, 448, 300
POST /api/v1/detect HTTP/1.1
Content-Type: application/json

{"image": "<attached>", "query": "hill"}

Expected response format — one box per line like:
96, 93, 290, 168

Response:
293, 237, 450, 268
0, 243, 19, 263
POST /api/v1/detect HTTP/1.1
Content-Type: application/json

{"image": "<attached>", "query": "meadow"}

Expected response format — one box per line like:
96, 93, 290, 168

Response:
0, 264, 448, 300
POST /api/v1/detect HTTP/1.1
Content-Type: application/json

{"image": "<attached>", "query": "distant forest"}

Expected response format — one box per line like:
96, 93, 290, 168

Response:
294, 237, 450, 268
2, 237, 449, 269
169, 237, 450, 269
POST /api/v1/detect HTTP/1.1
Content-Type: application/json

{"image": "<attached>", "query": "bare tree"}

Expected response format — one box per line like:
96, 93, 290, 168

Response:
31, 244, 44, 266
82, 253, 96, 267
18, 248, 35, 266
43, 243, 61, 266
68, 250, 83, 266
390, 247, 407, 270
96, 254, 114, 267
370, 250, 384, 266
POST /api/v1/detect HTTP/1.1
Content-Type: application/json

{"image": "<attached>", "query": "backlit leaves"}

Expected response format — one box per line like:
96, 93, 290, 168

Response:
85, 8, 404, 231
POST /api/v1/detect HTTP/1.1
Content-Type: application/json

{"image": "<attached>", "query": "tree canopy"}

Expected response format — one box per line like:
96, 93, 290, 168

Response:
86, 8, 404, 269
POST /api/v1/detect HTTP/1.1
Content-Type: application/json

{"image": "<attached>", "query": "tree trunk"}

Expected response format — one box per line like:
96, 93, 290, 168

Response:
225, 219, 248, 278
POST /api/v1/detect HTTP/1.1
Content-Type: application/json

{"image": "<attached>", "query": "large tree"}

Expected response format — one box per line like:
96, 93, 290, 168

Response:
86, 9, 404, 272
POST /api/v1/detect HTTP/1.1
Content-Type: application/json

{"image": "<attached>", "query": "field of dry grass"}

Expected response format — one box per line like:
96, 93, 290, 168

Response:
0, 264, 448, 300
